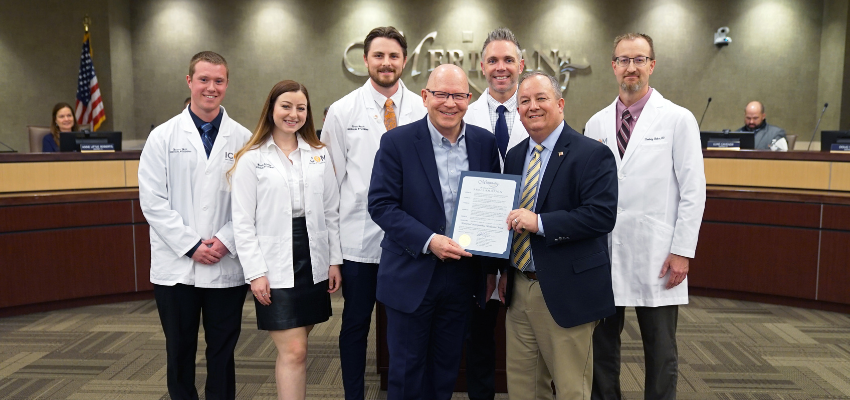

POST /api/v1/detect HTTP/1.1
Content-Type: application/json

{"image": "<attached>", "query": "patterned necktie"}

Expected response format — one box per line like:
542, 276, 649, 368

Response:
200, 123, 214, 158
384, 99, 397, 131
512, 145, 544, 271
495, 105, 509, 160
617, 109, 632, 158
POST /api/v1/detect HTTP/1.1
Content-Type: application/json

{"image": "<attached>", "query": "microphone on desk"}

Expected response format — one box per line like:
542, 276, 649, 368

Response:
0, 139, 18, 153
806, 103, 829, 151
698, 97, 712, 129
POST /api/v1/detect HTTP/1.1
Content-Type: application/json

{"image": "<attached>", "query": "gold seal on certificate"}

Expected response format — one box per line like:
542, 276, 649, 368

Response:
458, 234, 472, 248
448, 171, 522, 258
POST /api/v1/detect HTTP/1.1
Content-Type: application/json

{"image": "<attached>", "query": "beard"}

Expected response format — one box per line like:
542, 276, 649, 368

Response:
370, 66, 402, 88
620, 78, 643, 93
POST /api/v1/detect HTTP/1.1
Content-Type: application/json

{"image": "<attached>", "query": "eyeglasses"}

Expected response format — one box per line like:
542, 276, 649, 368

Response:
612, 56, 653, 67
426, 89, 471, 102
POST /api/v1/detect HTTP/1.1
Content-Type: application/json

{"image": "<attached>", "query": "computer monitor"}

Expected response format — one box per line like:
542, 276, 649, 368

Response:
59, 131, 122, 152
699, 131, 755, 150
820, 130, 850, 152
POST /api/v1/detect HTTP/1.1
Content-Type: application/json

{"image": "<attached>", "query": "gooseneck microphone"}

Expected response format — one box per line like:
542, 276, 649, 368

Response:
0, 139, 18, 153
807, 103, 829, 151
698, 97, 712, 129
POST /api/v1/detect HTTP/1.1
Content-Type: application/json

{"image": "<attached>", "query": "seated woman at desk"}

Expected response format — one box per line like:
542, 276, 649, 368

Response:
43, 102, 78, 152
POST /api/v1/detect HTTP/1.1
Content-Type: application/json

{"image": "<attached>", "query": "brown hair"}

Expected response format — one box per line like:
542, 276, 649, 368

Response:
50, 102, 78, 146
228, 80, 323, 180
364, 26, 407, 58
612, 33, 655, 59
189, 51, 229, 79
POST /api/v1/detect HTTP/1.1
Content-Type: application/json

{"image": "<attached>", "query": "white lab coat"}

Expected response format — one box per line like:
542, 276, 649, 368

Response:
463, 88, 528, 170
323, 80, 426, 264
139, 107, 251, 288
584, 90, 706, 307
231, 136, 342, 288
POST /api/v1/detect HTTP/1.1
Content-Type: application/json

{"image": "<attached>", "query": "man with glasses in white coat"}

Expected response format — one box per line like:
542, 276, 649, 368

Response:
323, 26, 426, 400
584, 33, 706, 400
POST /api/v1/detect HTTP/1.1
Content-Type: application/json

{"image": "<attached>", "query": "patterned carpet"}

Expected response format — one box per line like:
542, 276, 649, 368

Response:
1, 294, 849, 399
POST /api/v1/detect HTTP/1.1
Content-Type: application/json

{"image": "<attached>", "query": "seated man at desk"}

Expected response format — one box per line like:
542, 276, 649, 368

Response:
739, 101, 788, 151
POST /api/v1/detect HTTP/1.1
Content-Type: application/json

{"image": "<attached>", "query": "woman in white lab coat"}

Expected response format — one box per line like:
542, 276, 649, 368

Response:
229, 80, 342, 399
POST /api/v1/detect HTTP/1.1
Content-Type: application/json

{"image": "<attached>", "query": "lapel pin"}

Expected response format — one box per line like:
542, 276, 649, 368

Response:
558, 152, 563, 157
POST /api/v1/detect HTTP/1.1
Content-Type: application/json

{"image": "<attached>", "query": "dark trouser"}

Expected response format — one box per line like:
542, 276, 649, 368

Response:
339, 260, 379, 400
385, 262, 474, 400
591, 305, 679, 400
465, 298, 500, 400
154, 283, 248, 400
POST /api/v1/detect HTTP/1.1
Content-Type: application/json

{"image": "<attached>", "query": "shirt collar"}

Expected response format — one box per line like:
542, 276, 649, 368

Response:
616, 87, 653, 117
486, 88, 518, 111
262, 134, 311, 151
368, 79, 405, 110
528, 121, 564, 154
426, 116, 466, 147
188, 105, 224, 132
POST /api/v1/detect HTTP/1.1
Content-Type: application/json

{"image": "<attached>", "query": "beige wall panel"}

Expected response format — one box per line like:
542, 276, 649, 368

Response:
705, 158, 831, 190
831, 162, 850, 191
0, 161, 126, 193
125, 160, 139, 187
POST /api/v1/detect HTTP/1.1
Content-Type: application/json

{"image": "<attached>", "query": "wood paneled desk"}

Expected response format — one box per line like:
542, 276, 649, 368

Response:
0, 152, 150, 317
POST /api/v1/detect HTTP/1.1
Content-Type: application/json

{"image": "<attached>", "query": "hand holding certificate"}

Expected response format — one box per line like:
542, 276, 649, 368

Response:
448, 171, 521, 258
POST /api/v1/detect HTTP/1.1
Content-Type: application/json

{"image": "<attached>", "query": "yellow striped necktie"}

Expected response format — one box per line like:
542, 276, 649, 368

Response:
512, 145, 544, 271
384, 99, 397, 131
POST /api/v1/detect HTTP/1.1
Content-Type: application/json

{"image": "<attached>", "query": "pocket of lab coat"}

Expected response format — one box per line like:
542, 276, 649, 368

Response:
638, 215, 675, 284
340, 201, 367, 250
257, 235, 281, 267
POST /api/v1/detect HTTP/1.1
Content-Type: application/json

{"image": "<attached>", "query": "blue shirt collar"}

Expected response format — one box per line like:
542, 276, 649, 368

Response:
188, 105, 224, 133
426, 116, 466, 147
528, 121, 564, 154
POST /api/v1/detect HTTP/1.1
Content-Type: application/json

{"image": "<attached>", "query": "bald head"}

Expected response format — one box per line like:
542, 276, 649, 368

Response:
744, 101, 766, 130
426, 64, 469, 92
422, 64, 471, 141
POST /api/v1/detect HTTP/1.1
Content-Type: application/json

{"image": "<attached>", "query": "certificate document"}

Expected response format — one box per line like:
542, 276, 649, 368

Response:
448, 171, 521, 258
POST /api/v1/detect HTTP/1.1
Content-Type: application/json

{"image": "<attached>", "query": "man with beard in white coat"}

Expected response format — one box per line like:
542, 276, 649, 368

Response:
461, 27, 531, 400
323, 26, 427, 400
139, 51, 252, 400
584, 33, 706, 400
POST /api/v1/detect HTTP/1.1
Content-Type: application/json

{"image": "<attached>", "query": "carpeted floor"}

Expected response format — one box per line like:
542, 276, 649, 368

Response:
1, 293, 849, 399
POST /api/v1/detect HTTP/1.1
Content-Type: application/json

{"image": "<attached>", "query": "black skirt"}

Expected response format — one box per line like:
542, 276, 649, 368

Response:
254, 217, 332, 331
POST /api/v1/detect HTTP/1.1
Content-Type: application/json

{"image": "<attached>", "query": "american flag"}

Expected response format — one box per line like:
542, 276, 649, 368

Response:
75, 32, 106, 130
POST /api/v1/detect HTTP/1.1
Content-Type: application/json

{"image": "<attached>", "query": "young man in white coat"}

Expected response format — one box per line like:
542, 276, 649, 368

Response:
323, 26, 427, 400
461, 27, 530, 400
139, 51, 252, 400
584, 33, 706, 400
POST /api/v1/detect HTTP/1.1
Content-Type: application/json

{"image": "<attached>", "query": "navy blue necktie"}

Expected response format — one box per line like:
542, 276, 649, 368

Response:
200, 123, 214, 158
495, 105, 509, 160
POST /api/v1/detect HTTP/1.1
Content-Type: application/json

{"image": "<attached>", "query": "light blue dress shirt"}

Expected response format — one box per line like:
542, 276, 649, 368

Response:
422, 117, 469, 253
513, 121, 564, 272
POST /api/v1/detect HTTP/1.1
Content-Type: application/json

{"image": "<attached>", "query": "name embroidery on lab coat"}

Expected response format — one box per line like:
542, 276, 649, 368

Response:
347, 125, 369, 131
308, 155, 326, 164
170, 147, 192, 153
645, 136, 666, 141
256, 163, 274, 169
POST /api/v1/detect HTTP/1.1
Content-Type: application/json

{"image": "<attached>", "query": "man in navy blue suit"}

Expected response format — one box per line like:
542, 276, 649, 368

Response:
499, 72, 618, 400
368, 64, 501, 400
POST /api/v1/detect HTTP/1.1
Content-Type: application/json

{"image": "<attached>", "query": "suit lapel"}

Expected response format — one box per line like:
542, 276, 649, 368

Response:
465, 128, 482, 172
413, 120, 445, 214
536, 125, 570, 211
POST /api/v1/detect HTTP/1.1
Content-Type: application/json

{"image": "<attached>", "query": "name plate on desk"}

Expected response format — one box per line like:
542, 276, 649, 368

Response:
80, 144, 115, 153
830, 143, 850, 153
707, 139, 740, 151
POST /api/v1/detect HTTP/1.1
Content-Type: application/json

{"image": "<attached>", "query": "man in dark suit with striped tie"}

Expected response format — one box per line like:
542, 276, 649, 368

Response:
500, 71, 618, 400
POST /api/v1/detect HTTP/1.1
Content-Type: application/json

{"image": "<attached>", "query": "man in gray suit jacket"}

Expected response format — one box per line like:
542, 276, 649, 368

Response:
739, 101, 788, 151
